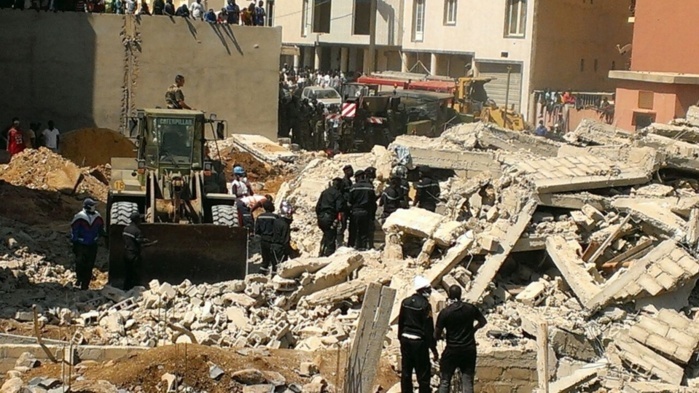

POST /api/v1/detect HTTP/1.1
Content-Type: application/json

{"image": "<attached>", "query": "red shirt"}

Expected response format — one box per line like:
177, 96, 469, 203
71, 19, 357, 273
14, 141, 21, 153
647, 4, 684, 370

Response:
7, 127, 25, 156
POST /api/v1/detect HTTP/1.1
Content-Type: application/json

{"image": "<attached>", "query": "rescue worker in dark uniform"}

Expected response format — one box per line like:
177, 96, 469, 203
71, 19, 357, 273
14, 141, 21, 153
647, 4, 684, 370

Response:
340, 165, 353, 247
70, 198, 106, 290
364, 166, 378, 249
316, 178, 344, 257
348, 170, 377, 250
435, 285, 488, 393
122, 212, 156, 291
255, 200, 277, 274
270, 201, 294, 271
414, 166, 441, 212
379, 176, 403, 221
165, 75, 191, 110
347, 169, 362, 248
398, 276, 439, 393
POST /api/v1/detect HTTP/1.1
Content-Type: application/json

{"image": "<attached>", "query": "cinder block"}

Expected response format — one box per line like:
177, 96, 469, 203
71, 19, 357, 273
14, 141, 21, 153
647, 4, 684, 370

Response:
666, 327, 698, 349
636, 275, 664, 296
655, 272, 676, 290
676, 256, 699, 276
638, 317, 670, 337
657, 309, 691, 330
477, 366, 504, 381
658, 259, 687, 279
629, 325, 651, 345
645, 334, 678, 358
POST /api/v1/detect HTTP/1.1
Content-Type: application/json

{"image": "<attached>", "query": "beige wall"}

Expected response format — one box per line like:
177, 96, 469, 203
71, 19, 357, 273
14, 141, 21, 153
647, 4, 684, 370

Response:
529, 0, 632, 92
0, 11, 280, 141
274, 0, 401, 47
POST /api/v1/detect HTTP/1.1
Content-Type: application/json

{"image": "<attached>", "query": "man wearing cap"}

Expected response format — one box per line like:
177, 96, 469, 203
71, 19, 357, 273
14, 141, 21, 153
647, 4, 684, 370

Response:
435, 285, 487, 393
398, 276, 438, 393
70, 198, 106, 290
165, 75, 191, 110
122, 212, 155, 291
414, 166, 441, 212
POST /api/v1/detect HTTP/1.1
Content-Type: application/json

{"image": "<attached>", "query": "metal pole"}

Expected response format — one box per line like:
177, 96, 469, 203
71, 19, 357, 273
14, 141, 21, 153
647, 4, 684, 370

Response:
504, 65, 512, 126
367, 0, 378, 74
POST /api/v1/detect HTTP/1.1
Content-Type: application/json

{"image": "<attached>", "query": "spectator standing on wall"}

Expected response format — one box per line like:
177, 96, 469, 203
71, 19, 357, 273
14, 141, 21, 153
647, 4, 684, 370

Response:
7, 119, 25, 157
226, 0, 240, 24
216, 7, 227, 22
152, 0, 163, 14
190, 0, 204, 20
240, 2, 253, 25
124, 0, 135, 14
174, 1, 188, 16
114, 0, 124, 14
254, 0, 265, 26
163, 0, 174, 15
138, 0, 149, 14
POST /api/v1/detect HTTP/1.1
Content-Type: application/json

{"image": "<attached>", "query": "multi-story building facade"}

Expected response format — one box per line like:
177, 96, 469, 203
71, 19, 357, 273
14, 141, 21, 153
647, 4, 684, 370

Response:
275, 0, 632, 122
610, 0, 699, 131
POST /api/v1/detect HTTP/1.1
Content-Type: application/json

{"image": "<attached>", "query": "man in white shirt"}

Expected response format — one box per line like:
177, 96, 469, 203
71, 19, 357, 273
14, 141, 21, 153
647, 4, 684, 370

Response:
125, 0, 136, 14
190, 0, 204, 19
42, 120, 60, 153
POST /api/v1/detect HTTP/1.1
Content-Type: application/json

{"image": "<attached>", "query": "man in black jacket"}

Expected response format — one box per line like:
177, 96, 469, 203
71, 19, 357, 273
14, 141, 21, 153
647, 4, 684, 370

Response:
315, 178, 344, 257
339, 165, 353, 246
414, 165, 441, 212
255, 200, 277, 274
435, 285, 487, 393
348, 170, 376, 250
122, 212, 155, 290
379, 176, 403, 221
270, 201, 293, 270
398, 276, 439, 393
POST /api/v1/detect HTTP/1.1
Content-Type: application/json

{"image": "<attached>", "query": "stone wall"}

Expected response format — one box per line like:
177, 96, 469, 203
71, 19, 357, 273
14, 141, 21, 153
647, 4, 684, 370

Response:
0, 11, 280, 141
476, 348, 538, 393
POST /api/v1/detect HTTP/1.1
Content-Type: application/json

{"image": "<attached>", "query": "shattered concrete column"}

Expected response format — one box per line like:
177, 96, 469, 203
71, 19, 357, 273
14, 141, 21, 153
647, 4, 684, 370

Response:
545, 237, 600, 308
416, 239, 436, 266
464, 199, 538, 303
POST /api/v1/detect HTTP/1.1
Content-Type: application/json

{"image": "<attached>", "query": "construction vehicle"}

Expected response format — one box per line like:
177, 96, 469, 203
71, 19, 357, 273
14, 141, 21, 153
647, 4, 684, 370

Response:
357, 73, 526, 132
107, 108, 248, 286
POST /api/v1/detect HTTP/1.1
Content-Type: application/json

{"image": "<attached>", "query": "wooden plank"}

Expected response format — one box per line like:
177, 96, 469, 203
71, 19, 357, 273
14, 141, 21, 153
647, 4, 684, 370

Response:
600, 238, 653, 269
344, 283, 396, 393
537, 321, 550, 393
588, 215, 632, 265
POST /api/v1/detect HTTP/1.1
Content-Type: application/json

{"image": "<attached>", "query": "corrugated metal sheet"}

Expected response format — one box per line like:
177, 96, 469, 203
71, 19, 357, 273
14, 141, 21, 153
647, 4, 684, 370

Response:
477, 62, 522, 111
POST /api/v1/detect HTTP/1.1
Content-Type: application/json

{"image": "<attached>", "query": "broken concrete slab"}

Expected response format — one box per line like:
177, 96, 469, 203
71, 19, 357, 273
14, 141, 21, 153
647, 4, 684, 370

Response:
390, 135, 502, 176
382, 208, 444, 239
476, 123, 561, 157
277, 250, 360, 279
564, 118, 633, 146
545, 236, 600, 309
612, 199, 687, 241
548, 362, 604, 393
231, 134, 296, 163
297, 253, 365, 298
614, 332, 684, 385
625, 381, 699, 393
627, 309, 699, 364
537, 193, 609, 211
549, 328, 598, 362
464, 199, 538, 303
304, 281, 368, 307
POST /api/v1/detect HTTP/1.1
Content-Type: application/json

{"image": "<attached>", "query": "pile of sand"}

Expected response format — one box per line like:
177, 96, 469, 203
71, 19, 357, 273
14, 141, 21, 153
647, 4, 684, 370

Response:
60, 128, 136, 167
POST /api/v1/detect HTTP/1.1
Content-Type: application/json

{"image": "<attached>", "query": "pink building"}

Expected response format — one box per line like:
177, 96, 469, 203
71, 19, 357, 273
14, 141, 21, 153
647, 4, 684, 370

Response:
609, 0, 699, 131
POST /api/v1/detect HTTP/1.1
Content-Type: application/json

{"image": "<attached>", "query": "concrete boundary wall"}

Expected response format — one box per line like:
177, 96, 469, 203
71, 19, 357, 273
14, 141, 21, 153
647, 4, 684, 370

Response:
0, 343, 149, 372
0, 11, 280, 141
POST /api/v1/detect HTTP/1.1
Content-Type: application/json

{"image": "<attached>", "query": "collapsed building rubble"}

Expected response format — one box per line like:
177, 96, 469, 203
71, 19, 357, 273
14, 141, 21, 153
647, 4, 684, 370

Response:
6, 107, 699, 391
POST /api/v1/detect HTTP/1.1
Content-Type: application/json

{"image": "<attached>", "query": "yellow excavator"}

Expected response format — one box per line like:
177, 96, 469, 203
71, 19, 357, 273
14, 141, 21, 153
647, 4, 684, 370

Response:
455, 77, 526, 131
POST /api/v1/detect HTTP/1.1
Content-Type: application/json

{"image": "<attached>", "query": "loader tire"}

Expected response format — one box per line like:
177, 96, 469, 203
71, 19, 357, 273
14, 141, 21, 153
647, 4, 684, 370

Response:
212, 205, 239, 227
110, 201, 139, 226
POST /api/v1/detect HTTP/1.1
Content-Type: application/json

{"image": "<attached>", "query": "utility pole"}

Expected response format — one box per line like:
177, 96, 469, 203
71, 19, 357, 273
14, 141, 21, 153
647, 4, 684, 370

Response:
367, 0, 378, 74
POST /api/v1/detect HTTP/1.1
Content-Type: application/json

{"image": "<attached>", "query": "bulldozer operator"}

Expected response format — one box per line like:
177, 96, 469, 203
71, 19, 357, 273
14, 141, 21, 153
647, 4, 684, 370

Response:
165, 75, 192, 110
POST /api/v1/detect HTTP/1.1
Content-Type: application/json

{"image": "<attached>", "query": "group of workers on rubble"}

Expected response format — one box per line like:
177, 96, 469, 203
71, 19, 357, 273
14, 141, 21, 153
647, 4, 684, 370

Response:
315, 163, 442, 258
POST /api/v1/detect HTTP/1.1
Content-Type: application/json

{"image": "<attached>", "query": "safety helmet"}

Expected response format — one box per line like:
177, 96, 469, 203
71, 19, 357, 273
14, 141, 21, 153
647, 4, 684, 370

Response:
233, 166, 245, 176
414, 276, 430, 292
391, 165, 407, 179
279, 200, 294, 219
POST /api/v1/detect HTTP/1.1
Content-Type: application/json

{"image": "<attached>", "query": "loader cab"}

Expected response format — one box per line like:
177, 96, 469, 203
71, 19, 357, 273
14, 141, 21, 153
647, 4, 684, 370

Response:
137, 109, 207, 176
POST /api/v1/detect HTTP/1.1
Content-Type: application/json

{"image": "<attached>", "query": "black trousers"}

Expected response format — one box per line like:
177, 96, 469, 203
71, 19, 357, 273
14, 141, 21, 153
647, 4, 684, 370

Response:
123, 253, 141, 291
236, 200, 253, 231
270, 243, 288, 267
74, 244, 98, 290
350, 210, 370, 250
400, 338, 431, 393
419, 202, 437, 212
438, 346, 476, 393
260, 239, 273, 269
318, 214, 336, 257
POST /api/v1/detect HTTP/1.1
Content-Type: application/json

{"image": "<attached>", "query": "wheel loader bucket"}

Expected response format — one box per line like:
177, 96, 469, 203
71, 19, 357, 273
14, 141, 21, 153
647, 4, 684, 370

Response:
108, 223, 248, 287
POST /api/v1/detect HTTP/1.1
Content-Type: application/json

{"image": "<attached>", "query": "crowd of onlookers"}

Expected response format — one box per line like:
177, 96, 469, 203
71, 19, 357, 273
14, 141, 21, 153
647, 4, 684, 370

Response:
279, 64, 362, 93
1, 117, 61, 157
0, 0, 268, 26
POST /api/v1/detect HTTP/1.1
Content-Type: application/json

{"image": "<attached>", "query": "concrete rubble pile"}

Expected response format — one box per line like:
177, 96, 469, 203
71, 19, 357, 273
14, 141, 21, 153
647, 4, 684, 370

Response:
8, 111, 699, 390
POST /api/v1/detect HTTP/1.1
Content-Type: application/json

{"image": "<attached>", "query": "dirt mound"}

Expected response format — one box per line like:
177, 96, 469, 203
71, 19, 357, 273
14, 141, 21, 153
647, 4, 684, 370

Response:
26, 344, 398, 392
0, 148, 108, 202
214, 146, 291, 195
60, 128, 136, 167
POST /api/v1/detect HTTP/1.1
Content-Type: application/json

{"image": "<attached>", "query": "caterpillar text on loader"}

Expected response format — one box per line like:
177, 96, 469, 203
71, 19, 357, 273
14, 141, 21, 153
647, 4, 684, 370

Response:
107, 109, 247, 287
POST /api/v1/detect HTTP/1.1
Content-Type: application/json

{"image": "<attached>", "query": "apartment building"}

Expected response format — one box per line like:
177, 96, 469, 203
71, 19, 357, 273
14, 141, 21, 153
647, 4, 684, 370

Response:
609, 0, 699, 131
275, 0, 632, 121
